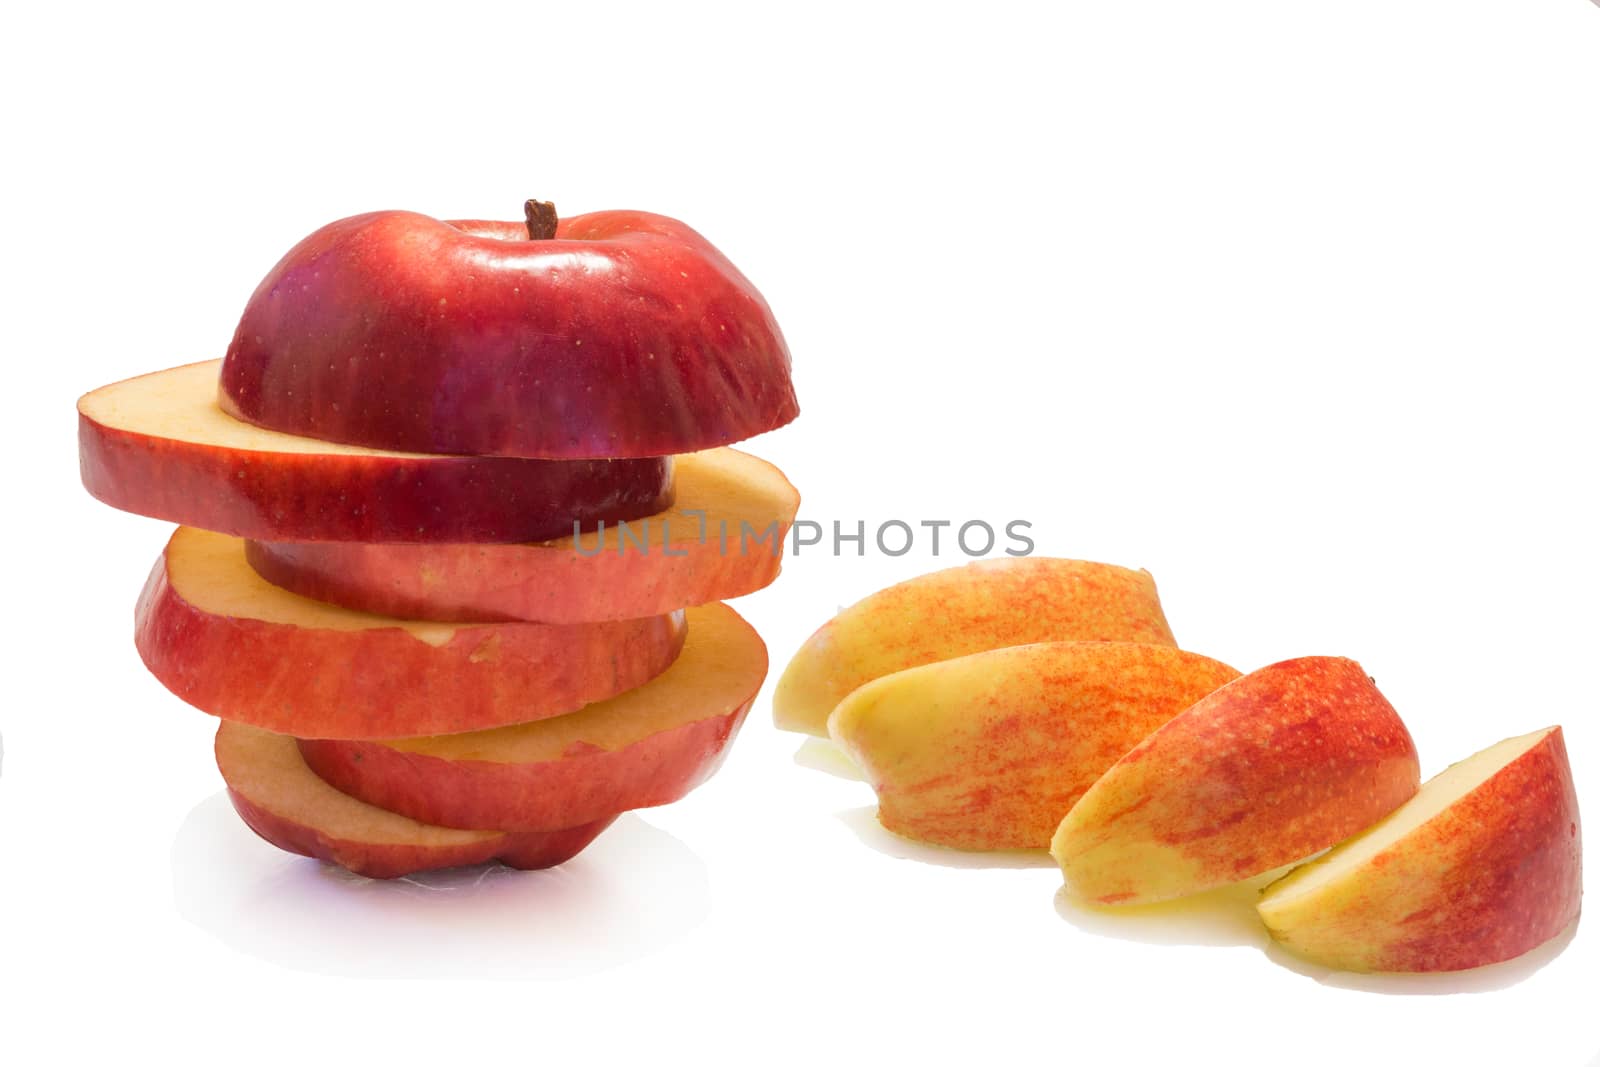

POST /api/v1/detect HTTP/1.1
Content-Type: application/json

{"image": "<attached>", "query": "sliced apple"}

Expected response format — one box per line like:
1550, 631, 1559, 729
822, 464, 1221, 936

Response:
298, 603, 767, 830
1051, 657, 1420, 905
828, 642, 1241, 850
79, 361, 675, 543
1257, 726, 1582, 972
774, 558, 1179, 737
217, 721, 614, 879
137, 527, 686, 738
245, 449, 799, 624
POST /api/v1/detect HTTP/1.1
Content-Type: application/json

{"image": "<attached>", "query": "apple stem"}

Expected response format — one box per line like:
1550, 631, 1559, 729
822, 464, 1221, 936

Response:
523, 200, 559, 240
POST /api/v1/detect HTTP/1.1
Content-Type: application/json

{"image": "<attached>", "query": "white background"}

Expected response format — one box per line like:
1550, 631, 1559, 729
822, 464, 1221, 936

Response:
5, 1, 1598, 1063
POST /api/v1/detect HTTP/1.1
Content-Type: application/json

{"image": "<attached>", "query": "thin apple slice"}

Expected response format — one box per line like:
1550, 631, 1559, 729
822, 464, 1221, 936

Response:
775, 558, 1179, 737
1257, 726, 1581, 973
246, 449, 799, 624
1051, 657, 1421, 905
137, 527, 686, 739
79, 361, 674, 542
828, 642, 1241, 850
217, 722, 614, 879
298, 603, 767, 830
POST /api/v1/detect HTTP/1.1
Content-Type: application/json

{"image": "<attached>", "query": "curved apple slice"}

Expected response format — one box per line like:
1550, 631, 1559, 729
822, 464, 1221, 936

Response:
1051, 657, 1421, 905
775, 558, 1179, 737
299, 603, 767, 830
218, 722, 615, 879
137, 527, 686, 739
1258, 726, 1581, 973
79, 361, 674, 542
219, 208, 798, 459
828, 642, 1241, 850
246, 449, 799, 624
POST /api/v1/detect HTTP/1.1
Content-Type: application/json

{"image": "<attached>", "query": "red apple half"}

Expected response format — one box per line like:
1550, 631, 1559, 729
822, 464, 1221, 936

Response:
218, 721, 615, 879
247, 448, 799, 623
79, 361, 674, 543
218, 206, 799, 459
299, 603, 766, 830
136, 527, 686, 738
1051, 657, 1421, 905
1258, 726, 1582, 972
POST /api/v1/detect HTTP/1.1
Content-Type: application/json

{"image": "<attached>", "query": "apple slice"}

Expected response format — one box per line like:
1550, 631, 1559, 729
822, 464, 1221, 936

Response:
79, 361, 674, 543
217, 721, 614, 879
219, 206, 798, 459
1051, 657, 1421, 905
774, 558, 1178, 737
245, 449, 799, 624
298, 603, 767, 830
1257, 726, 1582, 973
136, 527, 686, 739
828, 642, 1241, 850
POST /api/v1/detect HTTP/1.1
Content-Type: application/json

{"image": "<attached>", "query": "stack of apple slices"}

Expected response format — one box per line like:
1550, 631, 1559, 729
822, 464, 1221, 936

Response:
79, 201, 800, 879
778, 560, 1582, 974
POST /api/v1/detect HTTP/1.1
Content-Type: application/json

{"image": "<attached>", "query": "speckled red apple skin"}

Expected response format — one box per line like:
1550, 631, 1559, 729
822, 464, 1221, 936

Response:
79, 399, 675, 542
219, 212, 798, 459
135, 531, 688, 739
1055, 657, 1422, 904
1273, 729, 1582, 972
299, 696, 756, 832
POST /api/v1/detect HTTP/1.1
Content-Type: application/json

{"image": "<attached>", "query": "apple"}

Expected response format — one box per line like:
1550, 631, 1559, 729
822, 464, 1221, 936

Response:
137, 526, 686, 738
218, 204, 798, 459
828, 642, 1241, 850
244, 448, 799, 623
79, 361, 674, 543
298, 603, 767, 830
218, 721, 615, 879
774, 557, 1178, 737
1257, 726, 1582, 972
1051, 657, 1420, 905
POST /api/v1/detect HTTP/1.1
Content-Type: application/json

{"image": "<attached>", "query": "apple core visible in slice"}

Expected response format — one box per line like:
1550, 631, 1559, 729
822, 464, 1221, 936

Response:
775, 557, 1180, 737
1257, 726, 1582, 973
827, 642, 1241, 850
217, 722, 614, 879
299, 603, 767, 830
246, 449, 799, 623
1051, 657, 1421, 905
137, 527, 686, 738
79, 361, 675, 542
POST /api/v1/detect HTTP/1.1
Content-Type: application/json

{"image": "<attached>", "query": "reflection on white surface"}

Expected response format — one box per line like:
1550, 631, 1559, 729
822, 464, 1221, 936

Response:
172, 791, 711, 979
1053, 876, 1276, 949
792, 736, 866, 782
835, 804, 1057, 870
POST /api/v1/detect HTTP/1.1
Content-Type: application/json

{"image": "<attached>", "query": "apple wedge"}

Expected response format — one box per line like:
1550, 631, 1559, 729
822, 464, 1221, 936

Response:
774, 558, 1179, 737
1257, 726, 1582, 972
79, 361, 674, 542
828, 642, 1241, 850
246, 449, 799, 623
218, 722, 615, 879
137, 527, 686, 738
298, 603, 767, 830
1051, 657, 1420, 905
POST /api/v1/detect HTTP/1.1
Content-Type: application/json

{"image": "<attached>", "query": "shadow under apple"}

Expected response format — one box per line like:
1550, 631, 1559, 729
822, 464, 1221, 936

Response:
172, 791, 711, 980
834, 804, 1057, 870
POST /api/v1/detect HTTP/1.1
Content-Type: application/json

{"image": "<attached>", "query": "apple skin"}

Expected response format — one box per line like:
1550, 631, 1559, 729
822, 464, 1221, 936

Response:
775, 557, 1179, 737
218, 722, 615, 879
243, 448, 798, 623
1051, 657, 1421, 905
827, 642, 1241, 850
218, 210, 798, 459
297, 603, 768, 830
1258, 727, 1582, 973
79, 361, 674, 543
136, 527, 687, 739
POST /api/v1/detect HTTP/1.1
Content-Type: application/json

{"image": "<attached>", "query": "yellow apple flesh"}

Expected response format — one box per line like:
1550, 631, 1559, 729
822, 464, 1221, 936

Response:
828, 641, 1240, 850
